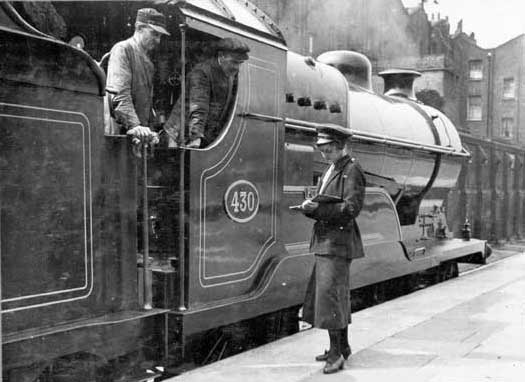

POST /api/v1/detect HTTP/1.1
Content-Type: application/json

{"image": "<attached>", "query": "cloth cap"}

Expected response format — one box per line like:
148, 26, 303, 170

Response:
136, 8, 170, 36
316, 123, 352, 146
216, 38, 250, 61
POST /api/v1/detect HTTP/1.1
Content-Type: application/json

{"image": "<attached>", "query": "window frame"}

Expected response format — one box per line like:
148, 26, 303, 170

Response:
467, 95, 483, 121
468, 59, 483, 80
503, 77, 516, 99
501, 117, 514, 139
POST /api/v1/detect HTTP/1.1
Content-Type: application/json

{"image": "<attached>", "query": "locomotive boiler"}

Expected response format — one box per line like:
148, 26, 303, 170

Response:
0, 1, 489, 380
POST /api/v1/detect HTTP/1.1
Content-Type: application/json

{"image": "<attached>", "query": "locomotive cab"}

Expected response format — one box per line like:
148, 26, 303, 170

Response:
96, 0, 292, 338
64, 0, 290, 319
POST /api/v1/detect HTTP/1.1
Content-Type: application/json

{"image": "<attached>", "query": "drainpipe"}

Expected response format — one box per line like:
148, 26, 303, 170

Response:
515, 40, 525, 238
486, 51, 493, 138
516, 39, 523, 144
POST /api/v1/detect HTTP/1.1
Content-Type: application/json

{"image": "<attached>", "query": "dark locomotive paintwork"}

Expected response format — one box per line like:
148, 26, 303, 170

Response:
184, 40, 286, 304
1, 1, 489, 379
0, 28, 103, 324
1, 5, 167, 379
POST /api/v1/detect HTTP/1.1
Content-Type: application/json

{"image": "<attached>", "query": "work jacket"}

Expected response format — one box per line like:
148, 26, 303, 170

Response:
165, 58, 235, 146
106, 37, 154, 131
305, 155, 366, 260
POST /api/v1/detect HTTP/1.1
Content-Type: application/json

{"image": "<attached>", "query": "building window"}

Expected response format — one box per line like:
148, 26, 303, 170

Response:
308, 34, 314, 56
501, 117, 514, 138
469, 60, 483, 80
467, 96, 482, 121
503, 78, 516, 99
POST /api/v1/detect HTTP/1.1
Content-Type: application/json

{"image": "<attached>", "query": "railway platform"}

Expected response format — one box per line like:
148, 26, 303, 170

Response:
168, 248, 525, 382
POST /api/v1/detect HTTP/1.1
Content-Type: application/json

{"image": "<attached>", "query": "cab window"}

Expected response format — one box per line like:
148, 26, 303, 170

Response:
157, 31, 244, 149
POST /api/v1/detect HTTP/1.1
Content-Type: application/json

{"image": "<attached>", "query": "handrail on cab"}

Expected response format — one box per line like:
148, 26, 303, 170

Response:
284, 118, 470, 158
104, 134, 154, 310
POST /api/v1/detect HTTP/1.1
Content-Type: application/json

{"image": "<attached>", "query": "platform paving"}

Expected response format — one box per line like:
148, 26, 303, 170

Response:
168, 249, 525, 382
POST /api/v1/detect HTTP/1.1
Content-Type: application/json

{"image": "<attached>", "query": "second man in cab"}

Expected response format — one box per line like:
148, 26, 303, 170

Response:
164, 37, 250, 148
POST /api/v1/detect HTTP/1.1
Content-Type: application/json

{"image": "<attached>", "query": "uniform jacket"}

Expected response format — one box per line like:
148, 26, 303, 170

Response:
165, 58, 235, 145
305, 155, 366, 260
106, 37, 154, 130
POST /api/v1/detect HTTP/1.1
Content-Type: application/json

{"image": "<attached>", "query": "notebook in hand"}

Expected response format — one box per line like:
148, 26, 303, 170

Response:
311, 194, 343, 203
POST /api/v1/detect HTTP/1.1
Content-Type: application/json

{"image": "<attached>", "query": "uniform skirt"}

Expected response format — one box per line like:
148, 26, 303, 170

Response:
303, 255, 352, 330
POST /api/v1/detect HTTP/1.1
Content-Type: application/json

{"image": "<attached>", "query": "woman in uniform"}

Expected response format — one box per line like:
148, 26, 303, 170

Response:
299, 123, 365, 374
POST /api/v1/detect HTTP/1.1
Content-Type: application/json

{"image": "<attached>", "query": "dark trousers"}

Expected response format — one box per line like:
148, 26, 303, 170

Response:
303, 255, 351, 330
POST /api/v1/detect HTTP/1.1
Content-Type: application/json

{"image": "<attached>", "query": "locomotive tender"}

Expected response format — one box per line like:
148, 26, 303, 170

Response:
0, 1, 489, 380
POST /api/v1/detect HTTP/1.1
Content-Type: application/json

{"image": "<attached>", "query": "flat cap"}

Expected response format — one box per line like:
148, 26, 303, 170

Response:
136, 8, 170, 36
216, 38, 250, 61
316, 123, 351, 146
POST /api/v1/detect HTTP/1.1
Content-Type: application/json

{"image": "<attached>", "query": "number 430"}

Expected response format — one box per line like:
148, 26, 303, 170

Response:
230, 191, 256, 213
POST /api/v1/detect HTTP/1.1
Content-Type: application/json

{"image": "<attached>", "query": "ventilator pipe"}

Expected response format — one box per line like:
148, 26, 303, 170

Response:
317, 50, 373, 90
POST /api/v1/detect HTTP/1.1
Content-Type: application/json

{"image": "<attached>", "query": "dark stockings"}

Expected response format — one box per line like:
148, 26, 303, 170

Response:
327, 330, 342, 363
340, 325, 350, 350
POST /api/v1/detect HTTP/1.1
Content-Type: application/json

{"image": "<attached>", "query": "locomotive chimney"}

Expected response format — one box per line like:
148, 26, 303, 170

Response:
379, 69, 421, 100
317, 50, 372, 90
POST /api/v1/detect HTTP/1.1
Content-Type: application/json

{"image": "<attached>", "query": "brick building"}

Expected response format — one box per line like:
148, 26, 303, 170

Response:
451, 28, 490, 137
490, 36, 525, 145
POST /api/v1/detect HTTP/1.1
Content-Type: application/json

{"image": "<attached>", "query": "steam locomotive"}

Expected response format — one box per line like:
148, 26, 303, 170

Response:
0, 1, 489, 380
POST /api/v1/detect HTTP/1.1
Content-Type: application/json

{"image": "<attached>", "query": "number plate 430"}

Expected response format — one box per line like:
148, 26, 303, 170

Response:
224, 180, 260, 223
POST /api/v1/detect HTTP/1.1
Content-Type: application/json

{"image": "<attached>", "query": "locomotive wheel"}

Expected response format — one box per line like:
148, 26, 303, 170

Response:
416, 266, 442, 287
399, 274, 418, 294
350, 287, 369, 312
438, 261, 459, 282
199, 323, 252, 365
371, 283, 386, 304
198, 307, 300, 366
261, 306, 300, 342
